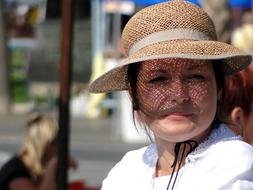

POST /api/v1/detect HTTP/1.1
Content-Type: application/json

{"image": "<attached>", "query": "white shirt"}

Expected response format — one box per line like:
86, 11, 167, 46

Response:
101, 124, 253, 190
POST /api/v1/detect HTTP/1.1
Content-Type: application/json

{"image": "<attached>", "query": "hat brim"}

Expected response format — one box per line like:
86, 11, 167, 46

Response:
89, 40, 252, 93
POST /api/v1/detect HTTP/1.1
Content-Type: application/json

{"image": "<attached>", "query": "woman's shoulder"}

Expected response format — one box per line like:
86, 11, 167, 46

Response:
194, 124, 253, 153
0, 155, 31, 177
207, 124, 253, 159
0, 155, 31, 189
191, 124, 253, 173
110, 144, 156, 171
101, 144, 156, 190
211, 136, 253, 162
123, 144, 157, 162
0, 155, 26, 172
182, 125, 253, 189
188, 124, 253, 167
122, 145, 150, 158
184, 139, 253, 190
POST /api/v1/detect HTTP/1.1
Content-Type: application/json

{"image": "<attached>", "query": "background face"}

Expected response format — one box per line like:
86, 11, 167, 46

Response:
136, 58, 218, 142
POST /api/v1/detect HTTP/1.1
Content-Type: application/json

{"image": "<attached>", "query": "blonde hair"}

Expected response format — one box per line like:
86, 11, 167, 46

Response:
19, 113, 58, 177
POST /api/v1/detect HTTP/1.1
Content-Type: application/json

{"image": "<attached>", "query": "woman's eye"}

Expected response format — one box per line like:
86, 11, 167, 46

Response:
188, 74, 206, 80
149, 76, 168, 83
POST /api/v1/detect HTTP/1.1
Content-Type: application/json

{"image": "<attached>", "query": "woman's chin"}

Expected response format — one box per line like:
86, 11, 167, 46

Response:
155, 121, 198, 141
160, 119, 196, 131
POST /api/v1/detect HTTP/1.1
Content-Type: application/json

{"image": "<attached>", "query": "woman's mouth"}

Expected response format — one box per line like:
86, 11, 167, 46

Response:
163, 112, 195, 120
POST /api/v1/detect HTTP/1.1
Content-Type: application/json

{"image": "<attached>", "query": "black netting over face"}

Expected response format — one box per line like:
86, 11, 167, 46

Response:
128, 58, 218, 120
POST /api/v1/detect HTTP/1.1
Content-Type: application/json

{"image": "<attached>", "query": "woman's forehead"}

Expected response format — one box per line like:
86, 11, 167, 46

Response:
139, 58, 212, 71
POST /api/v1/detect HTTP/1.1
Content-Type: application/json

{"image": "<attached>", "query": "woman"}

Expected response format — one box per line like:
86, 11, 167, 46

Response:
220, 67, 253, 145
89, 1, 253, 190
0, 114, 59, 190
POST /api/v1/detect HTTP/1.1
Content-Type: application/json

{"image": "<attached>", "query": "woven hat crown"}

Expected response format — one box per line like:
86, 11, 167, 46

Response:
121, 0, 217, 55
88, 0, 252, 93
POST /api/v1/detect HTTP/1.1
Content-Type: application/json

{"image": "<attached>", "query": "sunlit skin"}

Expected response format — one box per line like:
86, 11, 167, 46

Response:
134, 58, 219, 176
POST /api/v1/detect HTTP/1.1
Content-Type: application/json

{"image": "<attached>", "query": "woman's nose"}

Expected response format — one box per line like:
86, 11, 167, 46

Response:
169, 80, 190, 103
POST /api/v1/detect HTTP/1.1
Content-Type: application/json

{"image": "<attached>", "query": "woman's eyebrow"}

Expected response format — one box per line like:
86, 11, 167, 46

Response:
187, 64, 205, 71
143, 68, 168, 73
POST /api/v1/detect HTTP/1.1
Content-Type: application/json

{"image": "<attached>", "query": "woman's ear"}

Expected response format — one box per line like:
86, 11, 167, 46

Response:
230, 107, 246, 136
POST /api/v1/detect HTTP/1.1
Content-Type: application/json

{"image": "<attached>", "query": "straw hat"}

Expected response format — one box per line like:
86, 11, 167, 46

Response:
89, 0, 252, 93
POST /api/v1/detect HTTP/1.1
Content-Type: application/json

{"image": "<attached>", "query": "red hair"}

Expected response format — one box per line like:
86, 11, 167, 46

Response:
221, 67, 253, 120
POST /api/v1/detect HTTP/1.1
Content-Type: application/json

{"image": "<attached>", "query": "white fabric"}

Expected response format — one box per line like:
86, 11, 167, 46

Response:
101, 124, 253, 190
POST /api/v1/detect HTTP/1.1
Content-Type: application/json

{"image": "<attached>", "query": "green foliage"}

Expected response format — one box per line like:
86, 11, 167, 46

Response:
9, 48, 29, 103
11, 82, 29, 102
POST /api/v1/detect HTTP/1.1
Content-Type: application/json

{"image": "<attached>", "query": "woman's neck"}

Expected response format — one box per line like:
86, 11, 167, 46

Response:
154, 128, 211, 177
155, 140, 188, 177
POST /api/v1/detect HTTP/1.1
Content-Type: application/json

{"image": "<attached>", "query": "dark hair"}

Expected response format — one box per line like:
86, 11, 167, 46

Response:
127, 63, 140, 111
127, 60, 226, 127
220, 67, 253, 121
212, 60, 226, 125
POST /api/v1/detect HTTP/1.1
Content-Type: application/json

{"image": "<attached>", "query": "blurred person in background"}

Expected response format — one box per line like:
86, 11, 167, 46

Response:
219, 67, 253, 145
200, 0, 232, 42
6, 2, 38, 38
0, 113, 77, 190
231, 11, 253, 55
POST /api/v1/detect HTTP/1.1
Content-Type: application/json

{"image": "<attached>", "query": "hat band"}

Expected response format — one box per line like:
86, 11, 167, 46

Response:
129, 29, 211, 56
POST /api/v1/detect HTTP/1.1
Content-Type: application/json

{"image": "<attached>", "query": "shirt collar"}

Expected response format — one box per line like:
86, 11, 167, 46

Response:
142, 123, 241, 166
186, 123, 241, 163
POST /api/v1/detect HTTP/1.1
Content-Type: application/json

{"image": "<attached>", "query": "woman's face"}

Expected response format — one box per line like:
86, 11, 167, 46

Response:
135, 58, 218, 142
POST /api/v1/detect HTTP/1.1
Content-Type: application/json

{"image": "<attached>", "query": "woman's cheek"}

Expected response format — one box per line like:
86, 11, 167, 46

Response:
189, 82, 210, 102
138, 87, 166, 109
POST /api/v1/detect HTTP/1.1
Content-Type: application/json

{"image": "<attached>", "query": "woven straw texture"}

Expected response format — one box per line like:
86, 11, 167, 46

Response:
89, 0, 252, 93
121, 0, 217, 55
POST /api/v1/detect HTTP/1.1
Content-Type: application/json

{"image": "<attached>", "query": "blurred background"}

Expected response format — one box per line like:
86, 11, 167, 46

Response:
0, 0, 252, 188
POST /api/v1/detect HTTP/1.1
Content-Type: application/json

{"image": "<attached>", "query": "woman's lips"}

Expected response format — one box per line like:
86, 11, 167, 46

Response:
163, 112, 195, 120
